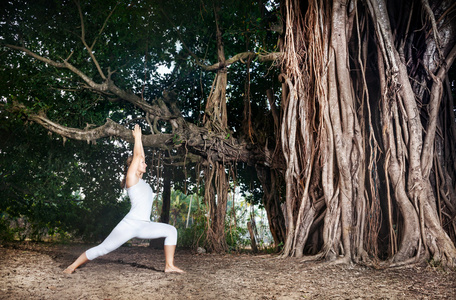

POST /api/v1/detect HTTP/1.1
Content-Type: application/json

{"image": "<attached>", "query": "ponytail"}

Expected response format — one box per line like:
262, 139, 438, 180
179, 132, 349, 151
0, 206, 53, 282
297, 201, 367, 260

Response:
120, 156, 133, 189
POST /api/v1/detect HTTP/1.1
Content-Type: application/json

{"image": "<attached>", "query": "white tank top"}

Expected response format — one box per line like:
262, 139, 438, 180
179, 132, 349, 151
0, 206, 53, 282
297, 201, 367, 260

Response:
124, 179, 154, 221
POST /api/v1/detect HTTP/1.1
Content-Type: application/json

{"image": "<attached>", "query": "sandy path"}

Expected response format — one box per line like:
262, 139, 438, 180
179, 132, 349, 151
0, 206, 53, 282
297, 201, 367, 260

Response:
0, 243, 455, 299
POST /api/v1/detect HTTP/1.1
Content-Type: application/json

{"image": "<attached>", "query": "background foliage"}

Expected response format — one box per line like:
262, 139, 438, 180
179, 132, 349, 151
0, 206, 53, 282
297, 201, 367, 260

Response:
0, 0, 279, 248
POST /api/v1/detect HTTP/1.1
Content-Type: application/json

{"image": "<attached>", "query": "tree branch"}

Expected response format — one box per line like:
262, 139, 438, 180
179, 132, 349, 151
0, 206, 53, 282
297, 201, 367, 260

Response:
74, 0, 107, 80
5, 44, 109, 92
3, 101, 264, 164
5, 101, 173, 147
90, 2, 118, 51
160, 5, 281, 71
5, 44, 180, 121
201, 51, 283, 71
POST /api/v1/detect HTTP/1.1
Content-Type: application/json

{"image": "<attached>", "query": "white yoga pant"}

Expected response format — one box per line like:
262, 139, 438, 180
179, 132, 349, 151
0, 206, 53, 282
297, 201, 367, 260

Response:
85, 218, 177, 260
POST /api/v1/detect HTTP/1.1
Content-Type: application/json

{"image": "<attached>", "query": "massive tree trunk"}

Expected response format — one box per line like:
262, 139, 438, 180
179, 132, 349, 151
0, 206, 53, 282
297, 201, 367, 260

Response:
278, 0, 456, 268
201, 3, 230, 252
203, 159, 229, 252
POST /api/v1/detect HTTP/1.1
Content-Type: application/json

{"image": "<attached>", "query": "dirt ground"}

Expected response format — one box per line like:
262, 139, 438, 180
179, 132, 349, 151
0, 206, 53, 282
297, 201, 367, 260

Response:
0, 242, 455, 300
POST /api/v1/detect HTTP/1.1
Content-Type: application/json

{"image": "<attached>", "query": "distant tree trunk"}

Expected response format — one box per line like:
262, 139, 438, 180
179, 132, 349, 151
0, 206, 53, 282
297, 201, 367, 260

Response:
186, 195, 192, 228
160, 153, 172, 224
160, 158, 171, 224
247, 221, 258, 253
150, 153, 171, 250
256, 165, 286, 250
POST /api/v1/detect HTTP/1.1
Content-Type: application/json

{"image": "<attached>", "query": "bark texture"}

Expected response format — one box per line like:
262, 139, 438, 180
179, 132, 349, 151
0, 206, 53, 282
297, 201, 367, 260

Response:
277, 0, 456, 268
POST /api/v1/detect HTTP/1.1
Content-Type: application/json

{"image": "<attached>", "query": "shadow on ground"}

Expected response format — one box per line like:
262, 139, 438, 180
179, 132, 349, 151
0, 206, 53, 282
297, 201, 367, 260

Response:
1, 242, 455, 299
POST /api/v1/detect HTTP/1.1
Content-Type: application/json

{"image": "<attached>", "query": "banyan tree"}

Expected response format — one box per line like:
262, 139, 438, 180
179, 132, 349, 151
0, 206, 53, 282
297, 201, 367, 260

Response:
1, 0, 456, 268
276, 0, 456, 268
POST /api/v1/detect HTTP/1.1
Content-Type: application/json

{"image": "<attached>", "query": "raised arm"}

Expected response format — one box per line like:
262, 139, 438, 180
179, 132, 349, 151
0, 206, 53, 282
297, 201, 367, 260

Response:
125, 124, 146, 188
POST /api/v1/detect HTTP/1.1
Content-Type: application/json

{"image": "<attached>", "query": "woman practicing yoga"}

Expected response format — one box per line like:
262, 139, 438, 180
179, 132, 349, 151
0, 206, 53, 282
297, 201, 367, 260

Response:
63, 124, 184, 274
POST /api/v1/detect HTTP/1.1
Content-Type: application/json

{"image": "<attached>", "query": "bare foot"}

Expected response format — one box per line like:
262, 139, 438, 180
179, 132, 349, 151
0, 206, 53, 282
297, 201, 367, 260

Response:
63, 266, 75, 274
164, 265, 185, 273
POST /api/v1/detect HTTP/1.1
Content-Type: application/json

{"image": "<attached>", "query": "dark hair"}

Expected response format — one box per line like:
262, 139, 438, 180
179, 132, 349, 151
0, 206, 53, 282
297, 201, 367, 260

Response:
120, 156, 133, 189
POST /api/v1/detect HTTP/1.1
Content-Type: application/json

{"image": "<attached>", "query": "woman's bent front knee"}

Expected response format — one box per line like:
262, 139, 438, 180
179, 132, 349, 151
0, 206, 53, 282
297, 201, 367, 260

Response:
164, 225, 178, 245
